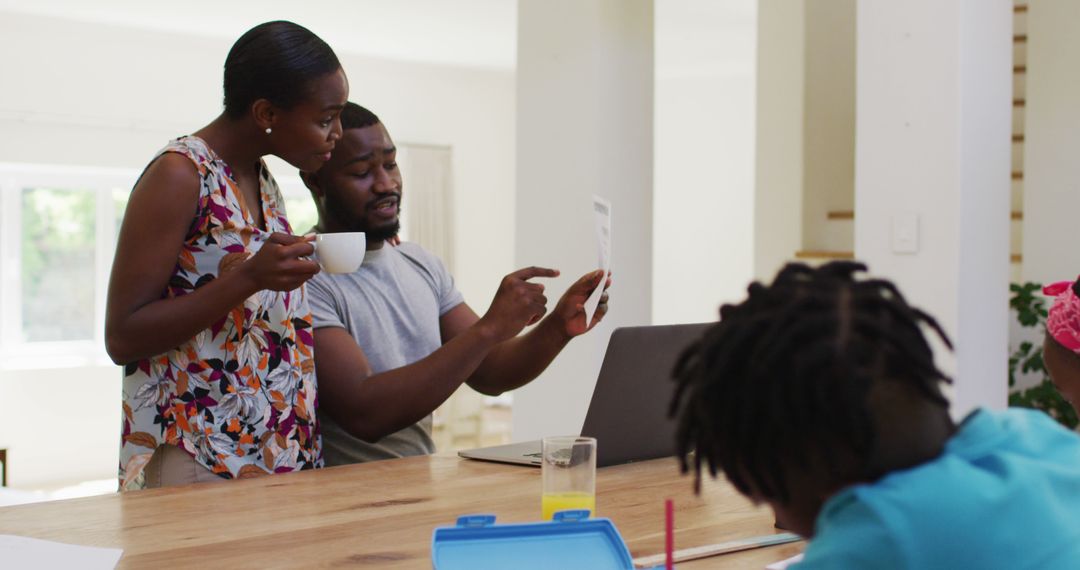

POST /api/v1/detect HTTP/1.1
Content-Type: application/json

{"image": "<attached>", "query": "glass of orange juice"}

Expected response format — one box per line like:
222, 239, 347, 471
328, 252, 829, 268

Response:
541, 436, 596, 520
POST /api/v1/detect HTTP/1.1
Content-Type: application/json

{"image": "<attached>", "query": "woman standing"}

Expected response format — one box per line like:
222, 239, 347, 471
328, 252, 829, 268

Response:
106, 21, 347, 489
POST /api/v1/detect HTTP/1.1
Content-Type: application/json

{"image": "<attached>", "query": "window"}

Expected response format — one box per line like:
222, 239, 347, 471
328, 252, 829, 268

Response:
0, 164, 136, 368
0, 166, 324, 369
21, 187, 98, 342
276, 175, 318, 236
0, 150, 454, 370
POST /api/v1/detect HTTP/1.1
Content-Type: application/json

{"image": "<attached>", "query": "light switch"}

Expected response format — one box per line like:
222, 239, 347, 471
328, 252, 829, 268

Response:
892, 212, 919, 254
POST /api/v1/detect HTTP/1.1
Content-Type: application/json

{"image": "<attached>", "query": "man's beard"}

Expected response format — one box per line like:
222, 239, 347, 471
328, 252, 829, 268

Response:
364, 220, 401, 243
326, 194, 401, 243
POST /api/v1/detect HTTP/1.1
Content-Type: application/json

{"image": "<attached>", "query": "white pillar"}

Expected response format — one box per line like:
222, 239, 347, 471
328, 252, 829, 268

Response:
801, 0, 857, 254
1022, 1, 1080, 285
855, 0, 1012, 414
513, 0, 654, 441
754, 0, 805, 280
653, 1, 757, 323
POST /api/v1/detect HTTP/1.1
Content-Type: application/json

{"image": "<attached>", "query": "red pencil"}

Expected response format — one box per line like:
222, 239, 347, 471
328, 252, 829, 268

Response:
665, 498, 674, 570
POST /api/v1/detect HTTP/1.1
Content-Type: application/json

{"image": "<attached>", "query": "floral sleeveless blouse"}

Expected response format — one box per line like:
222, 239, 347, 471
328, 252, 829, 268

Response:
119, 136, 321, 489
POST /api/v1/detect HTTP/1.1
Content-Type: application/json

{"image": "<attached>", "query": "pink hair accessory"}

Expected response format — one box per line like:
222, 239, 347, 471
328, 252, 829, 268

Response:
1044, 278, 1080, 353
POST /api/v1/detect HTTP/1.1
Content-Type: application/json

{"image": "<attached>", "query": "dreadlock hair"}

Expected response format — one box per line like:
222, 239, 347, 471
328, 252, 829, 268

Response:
669, 261, 953, 504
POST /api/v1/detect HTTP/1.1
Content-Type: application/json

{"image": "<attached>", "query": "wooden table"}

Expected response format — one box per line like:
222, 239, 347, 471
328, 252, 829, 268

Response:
0, 455, 802, 568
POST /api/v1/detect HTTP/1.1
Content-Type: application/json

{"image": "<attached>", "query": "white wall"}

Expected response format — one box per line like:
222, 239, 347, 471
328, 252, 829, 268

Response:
855, 0, 1012, 415
801, 0, 856, 253
513, 0, 654, 441
0, 0, 518, 70
652, 0, 757, 325
0, 367, 120, 488
756, 0, 855, 262
343, 60, 515, 305
1021, 0, 1080, 286
754, 0, 805, 280
0, 10, 516, 487
0, 11, 515, 311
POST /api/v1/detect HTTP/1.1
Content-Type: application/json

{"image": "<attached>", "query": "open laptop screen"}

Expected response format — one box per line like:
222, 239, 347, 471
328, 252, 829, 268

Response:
583, 323, 712, 467
458, 322, 712, 468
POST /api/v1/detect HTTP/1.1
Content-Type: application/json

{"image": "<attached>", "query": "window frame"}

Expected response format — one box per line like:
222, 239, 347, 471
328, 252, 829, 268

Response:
0, 162, 139, 369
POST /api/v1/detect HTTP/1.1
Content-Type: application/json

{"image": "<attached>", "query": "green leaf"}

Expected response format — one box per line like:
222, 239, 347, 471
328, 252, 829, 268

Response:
1008, 281, 1077, 430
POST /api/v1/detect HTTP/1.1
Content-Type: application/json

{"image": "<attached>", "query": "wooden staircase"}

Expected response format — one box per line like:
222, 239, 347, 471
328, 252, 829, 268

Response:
795, 3, 1028, 275
796, 213, 1025, 263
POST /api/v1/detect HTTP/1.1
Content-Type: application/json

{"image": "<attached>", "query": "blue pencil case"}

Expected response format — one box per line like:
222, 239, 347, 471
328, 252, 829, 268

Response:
431, 510, 663, 569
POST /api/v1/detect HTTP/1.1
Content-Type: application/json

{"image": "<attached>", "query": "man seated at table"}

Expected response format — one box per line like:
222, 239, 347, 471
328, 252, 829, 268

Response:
669, 261, 1080, 568
300, 102, 610, 465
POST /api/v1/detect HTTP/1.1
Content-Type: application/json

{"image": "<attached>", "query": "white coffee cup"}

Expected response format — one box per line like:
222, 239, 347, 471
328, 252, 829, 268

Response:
313, 232, 366, 274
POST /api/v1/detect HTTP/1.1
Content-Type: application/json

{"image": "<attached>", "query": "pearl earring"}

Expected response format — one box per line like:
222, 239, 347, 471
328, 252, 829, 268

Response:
265, 127, 272, 135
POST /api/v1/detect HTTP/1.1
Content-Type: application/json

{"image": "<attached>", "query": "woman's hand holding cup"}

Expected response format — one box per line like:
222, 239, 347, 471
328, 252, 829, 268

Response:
241, 232, 321, 292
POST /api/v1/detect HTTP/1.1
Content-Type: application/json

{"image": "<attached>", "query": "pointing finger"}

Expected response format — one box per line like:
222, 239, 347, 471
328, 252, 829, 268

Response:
510, 266, 561, 281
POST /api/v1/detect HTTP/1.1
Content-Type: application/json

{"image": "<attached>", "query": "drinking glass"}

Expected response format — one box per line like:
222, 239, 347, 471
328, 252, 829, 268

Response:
541, 436, 597, 520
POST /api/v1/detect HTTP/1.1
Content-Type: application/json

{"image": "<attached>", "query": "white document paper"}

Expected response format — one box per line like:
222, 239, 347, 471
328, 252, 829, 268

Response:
0, 535, 123, 569
766, 553, 804, 570
584, 195, 612, 328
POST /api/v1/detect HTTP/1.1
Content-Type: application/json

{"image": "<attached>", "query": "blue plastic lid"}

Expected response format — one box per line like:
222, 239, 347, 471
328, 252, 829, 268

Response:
431, 510, 639, 570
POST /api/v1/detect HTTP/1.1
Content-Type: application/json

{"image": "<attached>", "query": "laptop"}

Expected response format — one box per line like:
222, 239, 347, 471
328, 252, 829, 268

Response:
458, 322, 711, 468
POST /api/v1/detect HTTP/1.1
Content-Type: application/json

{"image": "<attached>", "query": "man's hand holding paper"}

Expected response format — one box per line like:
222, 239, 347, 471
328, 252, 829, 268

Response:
584, 195, 612, 328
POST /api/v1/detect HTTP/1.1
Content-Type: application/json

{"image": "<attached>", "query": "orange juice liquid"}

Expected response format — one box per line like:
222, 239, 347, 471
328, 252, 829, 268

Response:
541, 492, 596, 520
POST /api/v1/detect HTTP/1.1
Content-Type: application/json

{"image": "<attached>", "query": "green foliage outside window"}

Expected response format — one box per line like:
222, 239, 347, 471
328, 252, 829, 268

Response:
20, 188, 97, 342
1008, 282, 1079, 429
282, 193, 318, 235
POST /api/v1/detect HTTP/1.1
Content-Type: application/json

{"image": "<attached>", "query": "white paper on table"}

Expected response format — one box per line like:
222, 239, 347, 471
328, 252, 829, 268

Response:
766, 553, 804, 569
583, 195, 612, 328
0, 535, 123, 569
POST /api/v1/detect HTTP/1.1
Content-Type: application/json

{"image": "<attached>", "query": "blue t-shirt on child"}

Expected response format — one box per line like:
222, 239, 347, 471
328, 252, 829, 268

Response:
796, 408, 1080, 569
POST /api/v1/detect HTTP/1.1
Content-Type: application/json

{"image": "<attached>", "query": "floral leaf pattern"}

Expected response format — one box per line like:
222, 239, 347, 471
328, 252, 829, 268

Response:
119, 137, 321, 490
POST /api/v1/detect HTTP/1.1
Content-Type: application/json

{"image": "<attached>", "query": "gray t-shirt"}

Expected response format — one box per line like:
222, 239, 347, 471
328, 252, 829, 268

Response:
307, 242, 465, 466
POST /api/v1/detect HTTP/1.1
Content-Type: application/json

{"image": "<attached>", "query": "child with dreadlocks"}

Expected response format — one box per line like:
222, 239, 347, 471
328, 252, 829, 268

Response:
670, 261, 1080, 568
1042, 277, 1080, 413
